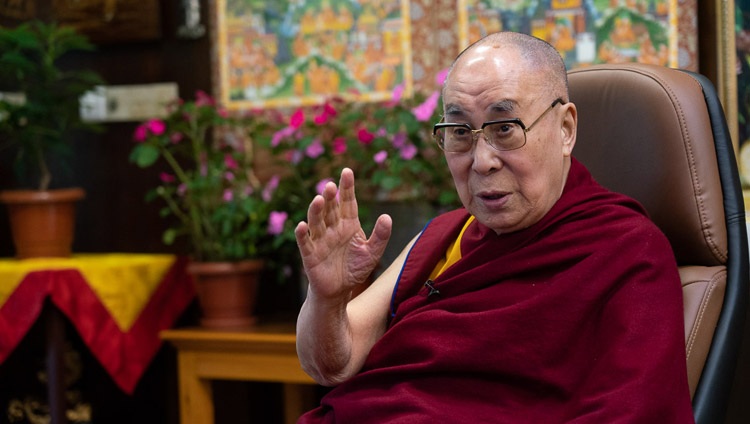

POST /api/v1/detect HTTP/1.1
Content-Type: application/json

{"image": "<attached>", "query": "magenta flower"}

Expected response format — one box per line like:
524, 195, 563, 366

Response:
314, 103, 337, 125
374, 150, 388, 164
357, 128, 375, 145
263, 175, 280, 202
133, 124, 148, 142
323, 102, 338, 118
313, 112, 329, 125
146, 119, 166, 135
224, 154, 239, 170
223, 189, 233, 202
159, 172, 175, 183
305, 139, 324, 158
400, 144, 418, 160
412, 91, 440, 122
332, 137, 347, 154
268, 211, 288, 235
290, 108, 305, 129
391, 83, 405, 102
271, 126, 296, 147
224, 171, 235, 181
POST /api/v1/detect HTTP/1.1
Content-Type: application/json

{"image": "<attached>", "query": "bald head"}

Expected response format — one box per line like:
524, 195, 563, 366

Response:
445, 32, 569, 102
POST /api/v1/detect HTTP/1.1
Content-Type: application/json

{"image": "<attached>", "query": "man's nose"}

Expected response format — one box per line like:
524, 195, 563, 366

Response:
471, 133, 503, 174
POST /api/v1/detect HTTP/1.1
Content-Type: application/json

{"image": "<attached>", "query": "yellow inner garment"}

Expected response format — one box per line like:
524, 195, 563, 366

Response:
0, 253, 175, 332
428, 215, 475, 280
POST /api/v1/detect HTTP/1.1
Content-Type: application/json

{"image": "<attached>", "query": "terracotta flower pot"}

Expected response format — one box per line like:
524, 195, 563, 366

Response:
0, 188, 85, 259
187, 259, 264, 329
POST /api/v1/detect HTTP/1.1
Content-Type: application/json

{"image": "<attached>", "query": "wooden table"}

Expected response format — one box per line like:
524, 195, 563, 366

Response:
161, 324, 318, 424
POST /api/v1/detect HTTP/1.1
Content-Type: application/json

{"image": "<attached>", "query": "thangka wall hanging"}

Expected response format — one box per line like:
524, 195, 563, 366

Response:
458, 0, 698, 71
214, 0, 413, 109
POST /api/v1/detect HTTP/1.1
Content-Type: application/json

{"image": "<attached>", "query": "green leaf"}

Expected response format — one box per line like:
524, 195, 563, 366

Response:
130, 143, 160, 167
163, 229, 177, 245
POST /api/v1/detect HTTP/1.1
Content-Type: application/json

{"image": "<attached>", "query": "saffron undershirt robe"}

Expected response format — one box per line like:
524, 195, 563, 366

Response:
299, 158, 694, 423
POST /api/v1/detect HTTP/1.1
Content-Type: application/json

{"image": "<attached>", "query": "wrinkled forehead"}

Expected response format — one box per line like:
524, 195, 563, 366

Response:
444, 45, 544, 107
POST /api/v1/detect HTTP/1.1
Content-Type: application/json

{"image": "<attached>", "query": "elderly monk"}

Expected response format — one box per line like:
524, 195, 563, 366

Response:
294, 32, 694, 423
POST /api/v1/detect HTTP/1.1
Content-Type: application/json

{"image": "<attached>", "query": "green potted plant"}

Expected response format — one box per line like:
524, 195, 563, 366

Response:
0, 21, 103, 258
130, 90, 290, 328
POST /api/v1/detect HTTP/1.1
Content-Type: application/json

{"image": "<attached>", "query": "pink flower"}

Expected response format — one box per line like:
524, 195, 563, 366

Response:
290, 108, 305, 129
271, 126, 296, 147
357, 128, 375, 145
290, 150, 303, 164
195, 90, 215, 107
133, 124, 148, 142
316, 178, 333, 195
313, 113, 329, 125
323, 102, 338, 118
224, 154, 238, 170
376, 127, 387, 137
218, 108, 229, 118
159, 172, 175, 183
399, 144, 418, 160
391, 83, 405, 102
374, 150, 388, 164
332, 137, 347, 154
146, 119, 166, 135
411, 91, 440, 122
169, 132, 184, 143
224, 171, 235, 181
223, 189, 233, 202
436, 68, 449, 86
313, 103, 337, 125
305, 139, 324, 158
268, 211, 288, 235
263, 175, 280, 202
177, 184, 187, 196
392, 132, 407, 148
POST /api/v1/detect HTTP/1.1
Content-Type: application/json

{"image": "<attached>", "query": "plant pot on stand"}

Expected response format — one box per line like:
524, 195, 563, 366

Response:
187, 259, 264, 329
0, 188, 86, 259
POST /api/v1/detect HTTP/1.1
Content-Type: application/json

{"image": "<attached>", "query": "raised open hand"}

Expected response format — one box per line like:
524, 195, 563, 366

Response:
295, 168, 392, 301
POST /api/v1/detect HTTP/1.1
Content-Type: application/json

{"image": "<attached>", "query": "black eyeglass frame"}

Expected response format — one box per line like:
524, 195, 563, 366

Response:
432, 98, 565, 152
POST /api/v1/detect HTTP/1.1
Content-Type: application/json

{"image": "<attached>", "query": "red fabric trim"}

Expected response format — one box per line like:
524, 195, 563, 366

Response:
0, 257, 195, 394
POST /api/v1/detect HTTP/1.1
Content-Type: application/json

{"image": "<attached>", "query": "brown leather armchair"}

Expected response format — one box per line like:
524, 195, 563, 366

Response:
568, 63, 749, 424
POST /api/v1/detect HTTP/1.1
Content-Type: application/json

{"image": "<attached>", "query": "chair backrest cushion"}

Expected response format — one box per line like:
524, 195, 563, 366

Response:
568, 64, 727, 267
568, 63, 729, 398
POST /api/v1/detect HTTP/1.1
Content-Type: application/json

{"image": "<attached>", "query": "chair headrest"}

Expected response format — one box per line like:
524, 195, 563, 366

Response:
569, 63, 727, 266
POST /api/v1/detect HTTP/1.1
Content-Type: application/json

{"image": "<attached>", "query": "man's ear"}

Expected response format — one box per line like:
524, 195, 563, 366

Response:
561, 102, 577, 157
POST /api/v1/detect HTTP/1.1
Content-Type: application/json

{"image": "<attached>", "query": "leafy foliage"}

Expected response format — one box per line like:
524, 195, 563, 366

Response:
0, 20, 103, 190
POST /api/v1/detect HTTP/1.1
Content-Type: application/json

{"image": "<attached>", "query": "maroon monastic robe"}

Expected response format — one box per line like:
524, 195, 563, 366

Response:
299, 159, 694, 423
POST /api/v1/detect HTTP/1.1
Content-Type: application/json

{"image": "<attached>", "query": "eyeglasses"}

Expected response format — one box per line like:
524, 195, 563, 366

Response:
432, 98, 564, 153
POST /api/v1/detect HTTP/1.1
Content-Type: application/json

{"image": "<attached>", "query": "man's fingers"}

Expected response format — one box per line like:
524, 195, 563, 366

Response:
306, 195, 327, 239
338, 168, 358, 219
367, 214, 393, 257
295, 221, 312, 253
322, 181, 339, 227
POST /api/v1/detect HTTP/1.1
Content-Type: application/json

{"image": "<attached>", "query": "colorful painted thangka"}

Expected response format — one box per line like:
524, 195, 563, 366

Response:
459, 0, 680, 70
217, 0, 412, 109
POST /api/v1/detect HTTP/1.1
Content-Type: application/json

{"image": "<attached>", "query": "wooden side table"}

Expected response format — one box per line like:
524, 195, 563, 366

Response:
161, 324, 317, 424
